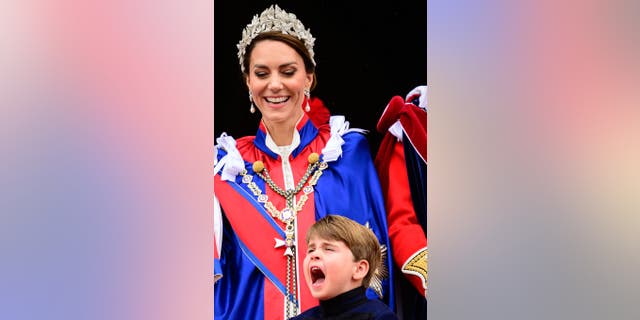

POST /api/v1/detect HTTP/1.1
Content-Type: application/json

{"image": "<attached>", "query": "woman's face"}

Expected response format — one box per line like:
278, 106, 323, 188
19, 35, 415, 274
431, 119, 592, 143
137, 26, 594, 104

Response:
246, 40, 312, 128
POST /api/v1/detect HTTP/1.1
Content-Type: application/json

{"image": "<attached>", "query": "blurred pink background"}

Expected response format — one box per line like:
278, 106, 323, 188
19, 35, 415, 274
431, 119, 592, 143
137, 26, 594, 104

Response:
2, 1, 213, 319
429, 0, 639, 318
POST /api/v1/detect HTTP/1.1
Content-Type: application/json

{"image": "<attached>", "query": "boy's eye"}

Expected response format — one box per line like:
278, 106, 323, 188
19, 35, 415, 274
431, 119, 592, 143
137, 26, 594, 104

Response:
307, 248, 315, 253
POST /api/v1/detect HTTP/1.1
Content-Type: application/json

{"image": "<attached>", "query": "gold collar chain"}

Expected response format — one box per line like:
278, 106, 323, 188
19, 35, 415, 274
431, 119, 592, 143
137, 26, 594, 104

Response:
239, 153, 327, 318
239, 152, 327, 225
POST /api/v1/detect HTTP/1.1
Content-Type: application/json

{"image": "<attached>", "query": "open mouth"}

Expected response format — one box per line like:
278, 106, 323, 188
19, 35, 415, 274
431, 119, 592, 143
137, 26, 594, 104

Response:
310, 266, 325, 285
264, 96, 289, 104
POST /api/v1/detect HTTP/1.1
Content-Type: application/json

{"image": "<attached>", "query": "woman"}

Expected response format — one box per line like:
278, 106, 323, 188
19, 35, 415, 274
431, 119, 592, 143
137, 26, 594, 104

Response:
213, 5, 394, 320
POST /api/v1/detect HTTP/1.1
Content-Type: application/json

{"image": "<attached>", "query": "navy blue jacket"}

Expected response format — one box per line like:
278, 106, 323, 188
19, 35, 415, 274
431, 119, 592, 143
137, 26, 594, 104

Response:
291, 287, 398, 320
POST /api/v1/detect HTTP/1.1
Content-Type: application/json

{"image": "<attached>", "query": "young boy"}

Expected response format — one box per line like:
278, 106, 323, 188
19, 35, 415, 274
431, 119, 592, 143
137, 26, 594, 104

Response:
292, 215, 398, 320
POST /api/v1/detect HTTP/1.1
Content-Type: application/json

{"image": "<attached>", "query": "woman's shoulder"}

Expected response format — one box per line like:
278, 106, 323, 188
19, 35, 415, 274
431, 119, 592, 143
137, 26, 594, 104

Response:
215, 133, 254, 150
327, 115, 371, 148
213, 134, 257, 169
341, 129, 368, 143
340, 130, 372, 157
235, 135, 255, 147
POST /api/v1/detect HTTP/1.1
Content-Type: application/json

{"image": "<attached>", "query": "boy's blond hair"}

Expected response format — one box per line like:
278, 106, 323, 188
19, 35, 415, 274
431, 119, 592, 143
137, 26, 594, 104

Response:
306, 215, 381, 287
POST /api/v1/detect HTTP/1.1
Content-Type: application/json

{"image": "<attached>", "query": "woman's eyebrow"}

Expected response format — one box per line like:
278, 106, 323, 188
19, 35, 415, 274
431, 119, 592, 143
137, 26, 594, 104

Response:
252, 62, 298, 69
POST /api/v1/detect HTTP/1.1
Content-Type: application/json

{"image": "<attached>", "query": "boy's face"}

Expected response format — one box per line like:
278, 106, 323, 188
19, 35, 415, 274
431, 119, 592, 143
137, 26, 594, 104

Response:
303, 235, 368, 300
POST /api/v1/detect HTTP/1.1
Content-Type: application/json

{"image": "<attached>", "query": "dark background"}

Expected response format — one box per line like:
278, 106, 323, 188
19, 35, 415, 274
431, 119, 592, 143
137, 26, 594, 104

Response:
214, 0, 427, 154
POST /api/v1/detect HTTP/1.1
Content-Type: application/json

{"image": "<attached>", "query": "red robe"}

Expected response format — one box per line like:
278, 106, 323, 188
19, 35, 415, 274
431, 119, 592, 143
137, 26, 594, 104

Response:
375, 86, 428, 319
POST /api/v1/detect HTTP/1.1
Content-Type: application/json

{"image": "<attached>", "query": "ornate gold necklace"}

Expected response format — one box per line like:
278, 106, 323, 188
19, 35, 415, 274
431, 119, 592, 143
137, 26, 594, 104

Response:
239, 152, 327, 317
239, 152, 327, 253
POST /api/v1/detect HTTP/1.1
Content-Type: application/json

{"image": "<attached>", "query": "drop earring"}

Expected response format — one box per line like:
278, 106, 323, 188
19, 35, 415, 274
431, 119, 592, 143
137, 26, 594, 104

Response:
249, 91, 255, 114
304, 88, 311, 112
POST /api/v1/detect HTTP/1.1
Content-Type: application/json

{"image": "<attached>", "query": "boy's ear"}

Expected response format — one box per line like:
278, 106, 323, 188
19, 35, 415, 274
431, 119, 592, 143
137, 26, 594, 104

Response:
352, 259, 370, 281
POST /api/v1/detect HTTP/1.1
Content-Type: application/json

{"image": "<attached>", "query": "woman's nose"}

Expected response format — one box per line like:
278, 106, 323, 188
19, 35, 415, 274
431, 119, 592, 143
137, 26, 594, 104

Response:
267, 75, 283, 90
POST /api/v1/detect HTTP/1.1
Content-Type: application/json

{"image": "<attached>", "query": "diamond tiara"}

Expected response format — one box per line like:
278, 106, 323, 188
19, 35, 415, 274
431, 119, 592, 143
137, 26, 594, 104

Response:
237, 5, 316, 73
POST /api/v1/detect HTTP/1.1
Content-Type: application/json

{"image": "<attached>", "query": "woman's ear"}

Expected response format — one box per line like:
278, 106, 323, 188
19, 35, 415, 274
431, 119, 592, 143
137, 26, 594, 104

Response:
352, 259, 370, 281
306, 73, 313, 89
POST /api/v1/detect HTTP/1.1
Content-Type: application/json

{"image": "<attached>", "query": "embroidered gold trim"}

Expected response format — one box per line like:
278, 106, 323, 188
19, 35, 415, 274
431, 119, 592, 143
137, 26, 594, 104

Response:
402, 247, 428, 292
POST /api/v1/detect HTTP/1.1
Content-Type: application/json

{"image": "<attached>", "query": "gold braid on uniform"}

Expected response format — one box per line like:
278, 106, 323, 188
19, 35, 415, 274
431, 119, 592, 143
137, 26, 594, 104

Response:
402, 247, 428, 296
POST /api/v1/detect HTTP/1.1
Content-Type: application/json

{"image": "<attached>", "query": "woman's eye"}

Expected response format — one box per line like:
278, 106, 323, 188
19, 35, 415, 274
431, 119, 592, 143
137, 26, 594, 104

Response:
255, 72, 267, 78
282, 69, 295, 76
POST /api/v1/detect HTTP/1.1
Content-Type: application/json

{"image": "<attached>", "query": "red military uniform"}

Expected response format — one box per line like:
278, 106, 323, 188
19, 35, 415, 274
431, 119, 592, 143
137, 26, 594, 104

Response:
375, 86, 428, 319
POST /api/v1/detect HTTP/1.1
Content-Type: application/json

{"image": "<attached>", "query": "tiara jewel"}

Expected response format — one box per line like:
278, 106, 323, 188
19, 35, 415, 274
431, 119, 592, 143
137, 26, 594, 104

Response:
237, 5, 316, 72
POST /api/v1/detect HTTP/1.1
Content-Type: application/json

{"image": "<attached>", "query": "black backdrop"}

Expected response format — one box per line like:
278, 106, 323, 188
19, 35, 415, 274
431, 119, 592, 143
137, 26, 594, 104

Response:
214, 1, 426, 154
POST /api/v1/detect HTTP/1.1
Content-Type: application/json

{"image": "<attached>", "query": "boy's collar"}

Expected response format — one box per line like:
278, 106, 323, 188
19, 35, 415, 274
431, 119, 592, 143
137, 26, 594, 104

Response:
318, 286, 367, 317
